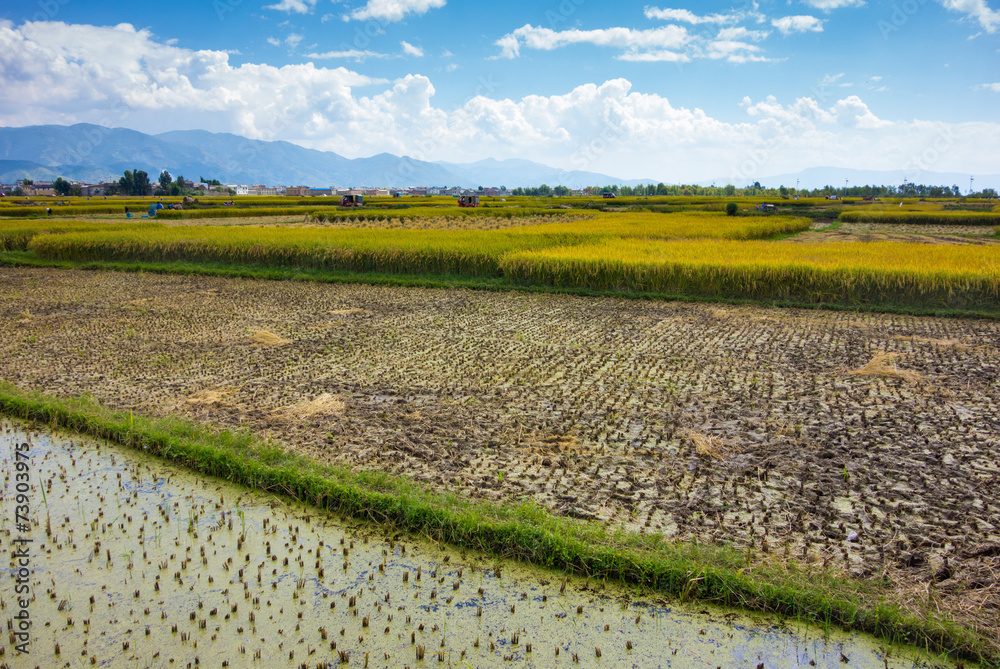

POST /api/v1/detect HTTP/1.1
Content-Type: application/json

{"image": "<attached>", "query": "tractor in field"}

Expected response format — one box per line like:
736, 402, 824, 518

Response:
458, 195, 480, 207
340, 194, 364, 207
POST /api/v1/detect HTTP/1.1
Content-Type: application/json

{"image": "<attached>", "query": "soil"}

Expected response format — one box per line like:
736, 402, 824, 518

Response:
1, 267, 998, 644
799, 221, 999, 244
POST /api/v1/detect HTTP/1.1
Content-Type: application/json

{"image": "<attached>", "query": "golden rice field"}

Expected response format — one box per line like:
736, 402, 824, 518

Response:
4, 201, 997, 311
24, 213, 812, 276
502, 238, 1000, 308
0, 219, 164, 251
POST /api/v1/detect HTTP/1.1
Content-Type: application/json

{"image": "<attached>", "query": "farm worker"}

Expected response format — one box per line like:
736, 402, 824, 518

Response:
46, 208, 52, 215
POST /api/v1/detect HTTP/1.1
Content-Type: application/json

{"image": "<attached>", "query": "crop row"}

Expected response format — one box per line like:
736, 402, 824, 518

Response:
839, 210, 1000, 225
502, 239, 1000, 308
0, 220, 164, 252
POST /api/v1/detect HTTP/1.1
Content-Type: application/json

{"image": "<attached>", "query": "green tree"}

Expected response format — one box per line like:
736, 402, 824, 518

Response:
53, 177, 73, 196
119, 169, 151, 196
725, 202, 738, 216
158, 170, 172, 191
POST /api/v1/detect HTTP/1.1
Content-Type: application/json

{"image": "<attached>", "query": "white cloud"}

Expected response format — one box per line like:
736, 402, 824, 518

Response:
495, 24, 692, 61
264, 0, 316, 13
400, 41, 424, 57
801, 0, 865, 10
937, 0, 1000, 32
495, 21, 777, 62
2, 20, 998, 181
350, 0, 446, 23
305, 49, 389, 61
977, 82, 1000, 91
772, 15, 825, 34
268, 33, 303, 49
716, 26, 770, 41
643, 7, 738, 24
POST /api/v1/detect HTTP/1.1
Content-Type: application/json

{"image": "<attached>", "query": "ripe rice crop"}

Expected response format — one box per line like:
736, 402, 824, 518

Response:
26, 226, 593, 276
501, 238, 1000, 309
1, 220, 164, 252
25, 213, 805, 276
839, 210, 1000, 226
0, 205, 140, 217
532, 212, 811, 240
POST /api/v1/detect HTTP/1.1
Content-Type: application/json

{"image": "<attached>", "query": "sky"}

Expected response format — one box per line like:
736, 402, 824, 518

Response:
0, 0, 998, 183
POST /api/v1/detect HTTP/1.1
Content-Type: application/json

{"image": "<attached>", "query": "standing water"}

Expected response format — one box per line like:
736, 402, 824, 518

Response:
1, 420, 968, 668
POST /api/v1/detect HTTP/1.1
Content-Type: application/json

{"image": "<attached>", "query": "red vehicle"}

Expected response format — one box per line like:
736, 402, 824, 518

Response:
458, 195, 480, 207
602, 192, 616, 199
340, 194, 364, 206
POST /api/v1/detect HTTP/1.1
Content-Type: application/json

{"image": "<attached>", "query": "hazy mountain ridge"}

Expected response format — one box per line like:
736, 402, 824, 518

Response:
1, 124, 995, 191
0, 124, 648, 189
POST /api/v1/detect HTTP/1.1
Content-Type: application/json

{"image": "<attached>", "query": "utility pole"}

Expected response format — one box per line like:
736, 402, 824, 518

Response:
970, 176, 974, 196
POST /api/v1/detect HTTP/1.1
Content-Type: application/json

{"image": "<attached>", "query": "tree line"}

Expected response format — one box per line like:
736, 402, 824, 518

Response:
512, 182, 997, 199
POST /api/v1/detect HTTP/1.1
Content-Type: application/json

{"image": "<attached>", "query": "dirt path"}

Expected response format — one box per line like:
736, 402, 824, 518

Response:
1, 267, 998, 638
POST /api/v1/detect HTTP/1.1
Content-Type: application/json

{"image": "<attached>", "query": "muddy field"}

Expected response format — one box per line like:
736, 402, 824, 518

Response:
799, 221, 999, 244
1, 267, 998, 639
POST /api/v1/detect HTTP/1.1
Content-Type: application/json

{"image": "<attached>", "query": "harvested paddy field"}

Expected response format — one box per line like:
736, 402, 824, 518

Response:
1, 267, 999, 646
795, 224, 1000, 244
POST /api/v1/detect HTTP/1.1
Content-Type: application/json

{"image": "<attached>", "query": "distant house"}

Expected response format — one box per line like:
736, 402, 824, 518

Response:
285, 186, 311, 197
79, 183, 107, 197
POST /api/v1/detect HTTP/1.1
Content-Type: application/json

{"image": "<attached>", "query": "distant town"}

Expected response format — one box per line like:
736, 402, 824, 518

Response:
1, 175, 995, 200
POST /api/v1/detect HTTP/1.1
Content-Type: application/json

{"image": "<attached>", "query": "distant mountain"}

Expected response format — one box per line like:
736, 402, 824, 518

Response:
433, 157, 657, 190
704, 166, 1000, 192
0, 124, 650, 189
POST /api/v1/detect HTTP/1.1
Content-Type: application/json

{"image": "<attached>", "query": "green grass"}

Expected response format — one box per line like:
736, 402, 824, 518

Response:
0, 384, 993, 666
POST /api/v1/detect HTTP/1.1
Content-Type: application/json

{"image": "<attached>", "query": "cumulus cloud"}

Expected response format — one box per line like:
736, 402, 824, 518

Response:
350, 0, 446, 23
494, 24, 706, 61
937, 0, 1000, 32
772, 15, 825, 34
495, 24, 690, 60
2, 20, 998, 181
400, 40, 424, 57
263, 0, 317, 13
495, 20, 772, 62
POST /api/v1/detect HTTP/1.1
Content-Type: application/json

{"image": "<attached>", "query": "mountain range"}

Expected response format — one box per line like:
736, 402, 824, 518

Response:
0, 124, 996, 191
0, 124, 655, 190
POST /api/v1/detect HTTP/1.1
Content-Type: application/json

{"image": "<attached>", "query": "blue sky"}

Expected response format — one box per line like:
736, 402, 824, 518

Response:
1, 0, 998, 182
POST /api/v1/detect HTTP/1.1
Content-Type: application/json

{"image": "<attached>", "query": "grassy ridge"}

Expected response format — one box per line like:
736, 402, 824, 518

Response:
501, 239, 1000, 309
840, 210, 1000, 225
0, 384, 992, 665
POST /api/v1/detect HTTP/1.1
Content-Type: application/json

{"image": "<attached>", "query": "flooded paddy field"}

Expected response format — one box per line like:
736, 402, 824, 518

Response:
0, 267, 998, 647
0, 420, 967, 668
